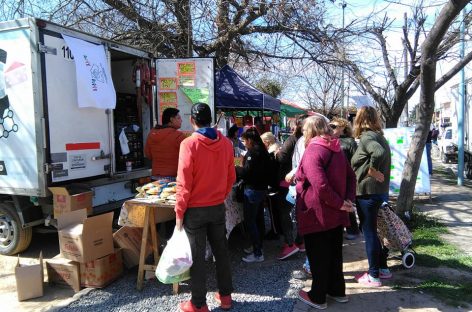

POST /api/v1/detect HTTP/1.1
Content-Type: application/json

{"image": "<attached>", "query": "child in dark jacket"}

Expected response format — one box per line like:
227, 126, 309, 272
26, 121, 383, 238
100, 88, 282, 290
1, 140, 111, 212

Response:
236, 127, 270, 263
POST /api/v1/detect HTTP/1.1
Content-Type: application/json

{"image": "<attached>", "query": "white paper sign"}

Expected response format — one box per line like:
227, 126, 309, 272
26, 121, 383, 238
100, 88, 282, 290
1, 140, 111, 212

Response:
62, 34, 116, 109
383, 127, 431, 195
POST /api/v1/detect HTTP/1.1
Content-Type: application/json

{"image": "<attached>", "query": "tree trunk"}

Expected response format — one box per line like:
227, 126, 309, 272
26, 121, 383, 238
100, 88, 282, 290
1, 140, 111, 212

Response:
396, 0, 469, 214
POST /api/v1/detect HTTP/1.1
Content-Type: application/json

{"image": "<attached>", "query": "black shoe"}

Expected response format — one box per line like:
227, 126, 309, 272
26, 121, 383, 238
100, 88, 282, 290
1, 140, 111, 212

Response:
264, 230, 279, 240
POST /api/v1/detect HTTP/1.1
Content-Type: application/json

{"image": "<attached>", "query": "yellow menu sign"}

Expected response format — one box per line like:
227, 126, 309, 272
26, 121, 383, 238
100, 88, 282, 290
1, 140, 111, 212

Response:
177, 62, 196, 76
159, 92, 177, 104
159, 78, 177, 90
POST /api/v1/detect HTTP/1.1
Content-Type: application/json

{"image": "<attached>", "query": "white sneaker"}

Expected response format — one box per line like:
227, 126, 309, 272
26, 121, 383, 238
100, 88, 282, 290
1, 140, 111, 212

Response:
242, 253, 264, 263
243, 246, 253, 254
327, 294, 349, 303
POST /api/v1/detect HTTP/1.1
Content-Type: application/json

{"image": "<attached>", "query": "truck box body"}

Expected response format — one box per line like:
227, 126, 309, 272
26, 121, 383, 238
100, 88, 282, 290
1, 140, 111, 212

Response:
0, 18, 153, 202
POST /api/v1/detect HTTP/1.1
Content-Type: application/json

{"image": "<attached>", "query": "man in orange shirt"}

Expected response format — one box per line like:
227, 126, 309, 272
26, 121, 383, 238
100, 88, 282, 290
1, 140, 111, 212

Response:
175, 103, 236, 312
144, 107, 186, 179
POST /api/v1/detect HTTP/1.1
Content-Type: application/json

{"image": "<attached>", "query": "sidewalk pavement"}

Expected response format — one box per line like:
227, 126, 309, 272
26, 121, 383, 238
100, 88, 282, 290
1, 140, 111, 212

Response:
417, 160, 472, 256
292, 159, 472, 312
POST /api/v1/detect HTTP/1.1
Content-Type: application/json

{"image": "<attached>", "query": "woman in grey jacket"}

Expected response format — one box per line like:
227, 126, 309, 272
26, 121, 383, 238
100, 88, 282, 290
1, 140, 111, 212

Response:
351, 106, 392, 287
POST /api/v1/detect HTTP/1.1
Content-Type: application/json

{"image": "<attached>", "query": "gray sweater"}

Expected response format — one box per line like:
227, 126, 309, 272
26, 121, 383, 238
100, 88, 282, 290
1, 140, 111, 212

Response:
351, 130, 391, 196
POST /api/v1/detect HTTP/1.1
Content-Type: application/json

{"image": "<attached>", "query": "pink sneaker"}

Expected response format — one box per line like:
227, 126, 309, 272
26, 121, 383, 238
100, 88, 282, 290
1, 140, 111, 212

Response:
214, 293, 232, 310
380, 268, 392, 279
355, 272, 382, 287
277, 244, 299, 260
296, 243, 306, 252
297, 290, 327, 309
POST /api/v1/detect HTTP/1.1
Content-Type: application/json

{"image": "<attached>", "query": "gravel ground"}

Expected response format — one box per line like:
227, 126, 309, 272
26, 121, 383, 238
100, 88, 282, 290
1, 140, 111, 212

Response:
57, 227, 306, 312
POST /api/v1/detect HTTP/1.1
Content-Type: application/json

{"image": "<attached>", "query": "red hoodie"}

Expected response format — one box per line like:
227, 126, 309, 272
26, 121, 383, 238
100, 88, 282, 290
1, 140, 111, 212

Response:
295, 136, 356, 235
175, 131, 236, 220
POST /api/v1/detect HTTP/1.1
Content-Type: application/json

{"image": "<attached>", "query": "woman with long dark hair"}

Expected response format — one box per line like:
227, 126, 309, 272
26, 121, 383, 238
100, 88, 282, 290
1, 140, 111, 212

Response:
237, 127, 270, 263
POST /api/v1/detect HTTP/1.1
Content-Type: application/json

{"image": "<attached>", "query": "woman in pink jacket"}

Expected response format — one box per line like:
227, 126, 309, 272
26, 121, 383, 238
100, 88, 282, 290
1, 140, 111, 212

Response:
295, 115, 356, 310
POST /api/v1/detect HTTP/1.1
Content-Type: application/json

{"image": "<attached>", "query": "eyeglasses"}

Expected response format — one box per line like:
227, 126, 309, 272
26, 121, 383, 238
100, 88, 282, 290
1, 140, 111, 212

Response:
329, 124, 338, 129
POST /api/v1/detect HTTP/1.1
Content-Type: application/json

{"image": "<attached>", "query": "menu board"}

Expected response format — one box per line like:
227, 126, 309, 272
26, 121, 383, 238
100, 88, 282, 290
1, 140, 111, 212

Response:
383, 127, 431, 195
156, 58, 214, 132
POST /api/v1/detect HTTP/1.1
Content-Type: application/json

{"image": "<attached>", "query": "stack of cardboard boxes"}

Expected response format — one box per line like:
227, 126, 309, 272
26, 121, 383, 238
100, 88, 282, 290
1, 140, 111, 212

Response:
45, 186, 123, 292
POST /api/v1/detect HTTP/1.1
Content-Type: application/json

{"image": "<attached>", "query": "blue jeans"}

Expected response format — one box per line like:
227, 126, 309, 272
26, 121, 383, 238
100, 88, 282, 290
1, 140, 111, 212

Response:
426, 142, 432, 174
356, 194, 389, 278
243, 188, 267, 256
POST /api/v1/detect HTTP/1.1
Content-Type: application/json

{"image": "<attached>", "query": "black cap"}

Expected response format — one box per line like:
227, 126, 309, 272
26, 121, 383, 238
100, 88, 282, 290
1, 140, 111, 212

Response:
190, 103, 212, 126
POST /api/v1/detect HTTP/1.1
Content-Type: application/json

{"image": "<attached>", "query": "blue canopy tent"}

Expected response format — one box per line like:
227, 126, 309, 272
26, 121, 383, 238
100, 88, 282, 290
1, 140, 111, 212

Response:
215, 65, 281, 112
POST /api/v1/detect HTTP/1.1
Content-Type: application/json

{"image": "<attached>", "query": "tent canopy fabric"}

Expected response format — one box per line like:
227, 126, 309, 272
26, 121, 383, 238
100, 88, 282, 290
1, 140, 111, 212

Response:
216, 65, 280, 112
280, 99, 309, 117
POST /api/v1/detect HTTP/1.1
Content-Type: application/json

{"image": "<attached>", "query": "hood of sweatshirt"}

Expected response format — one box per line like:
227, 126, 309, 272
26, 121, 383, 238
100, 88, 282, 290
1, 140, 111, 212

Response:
196, 127, 218, 140
193, 129, 227, 151
310, 136, 341, 153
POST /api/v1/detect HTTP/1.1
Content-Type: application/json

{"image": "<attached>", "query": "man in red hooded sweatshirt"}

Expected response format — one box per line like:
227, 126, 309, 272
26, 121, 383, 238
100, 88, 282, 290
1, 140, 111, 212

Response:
175, 103, 236, 312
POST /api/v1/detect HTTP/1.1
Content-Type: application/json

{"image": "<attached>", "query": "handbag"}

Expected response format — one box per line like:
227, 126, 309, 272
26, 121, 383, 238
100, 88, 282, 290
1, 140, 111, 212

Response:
285, 184, 296, 205
234, 180, 245, 203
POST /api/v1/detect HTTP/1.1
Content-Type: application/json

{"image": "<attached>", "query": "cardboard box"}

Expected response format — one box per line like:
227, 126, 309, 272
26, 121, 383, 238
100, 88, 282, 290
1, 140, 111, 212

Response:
49, 184, 93, 218
15, 252, 44, 301
113, 226, 152, 269
80, 248, 123, 288
58, 209, 114, 263
46, 254, 81, 292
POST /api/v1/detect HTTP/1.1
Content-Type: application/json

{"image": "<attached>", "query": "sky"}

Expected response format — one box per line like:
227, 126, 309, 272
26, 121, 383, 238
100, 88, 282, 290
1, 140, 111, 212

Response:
281, 0, 452, 110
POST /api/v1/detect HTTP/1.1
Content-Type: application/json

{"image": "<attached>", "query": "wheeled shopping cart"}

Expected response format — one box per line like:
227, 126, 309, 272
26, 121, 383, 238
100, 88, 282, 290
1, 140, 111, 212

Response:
377, 202, 416, 269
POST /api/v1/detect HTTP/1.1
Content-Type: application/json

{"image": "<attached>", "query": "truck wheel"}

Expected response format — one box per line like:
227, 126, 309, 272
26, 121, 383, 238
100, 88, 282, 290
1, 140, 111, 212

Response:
0, 203, 32, 255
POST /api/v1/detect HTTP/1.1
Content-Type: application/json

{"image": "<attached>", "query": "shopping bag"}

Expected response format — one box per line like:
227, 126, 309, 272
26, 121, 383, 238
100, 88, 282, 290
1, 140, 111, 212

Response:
377, 202, 412, 251
285, 184, 296, 205
155, 228, 192, 284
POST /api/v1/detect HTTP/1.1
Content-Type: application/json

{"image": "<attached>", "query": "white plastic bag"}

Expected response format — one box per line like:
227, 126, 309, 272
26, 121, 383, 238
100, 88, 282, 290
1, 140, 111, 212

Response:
119, 128, 130, 155
155, 228, 193, 284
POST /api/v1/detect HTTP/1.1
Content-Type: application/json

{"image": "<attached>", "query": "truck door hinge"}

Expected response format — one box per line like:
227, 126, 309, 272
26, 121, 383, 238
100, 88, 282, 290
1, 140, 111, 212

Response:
38, 43, 57, 55
92, 150, 112, 161
44, 163, 52, 174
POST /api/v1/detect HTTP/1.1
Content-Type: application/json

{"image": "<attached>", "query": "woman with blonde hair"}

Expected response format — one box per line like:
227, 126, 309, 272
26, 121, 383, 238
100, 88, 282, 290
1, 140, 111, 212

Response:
260, 132, 281, 155
295, 115, 356, 309
351, 106, 392, 287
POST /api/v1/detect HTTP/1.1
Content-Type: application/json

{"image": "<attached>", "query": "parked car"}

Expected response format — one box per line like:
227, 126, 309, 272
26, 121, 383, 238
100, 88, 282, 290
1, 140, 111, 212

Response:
438, 127, 458, 163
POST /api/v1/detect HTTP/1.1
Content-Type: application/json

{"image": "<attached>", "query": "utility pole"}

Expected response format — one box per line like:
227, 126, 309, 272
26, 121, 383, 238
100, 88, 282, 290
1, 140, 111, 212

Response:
458, 8, 466, 186
340, 0, 347, 118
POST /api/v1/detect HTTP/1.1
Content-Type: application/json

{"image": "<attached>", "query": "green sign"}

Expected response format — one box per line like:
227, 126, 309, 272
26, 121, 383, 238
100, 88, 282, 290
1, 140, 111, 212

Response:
180, 87, 209, 104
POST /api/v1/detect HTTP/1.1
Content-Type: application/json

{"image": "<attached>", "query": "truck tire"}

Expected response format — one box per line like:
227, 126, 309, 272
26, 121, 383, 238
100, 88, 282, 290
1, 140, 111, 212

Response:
0, 202, 32, 255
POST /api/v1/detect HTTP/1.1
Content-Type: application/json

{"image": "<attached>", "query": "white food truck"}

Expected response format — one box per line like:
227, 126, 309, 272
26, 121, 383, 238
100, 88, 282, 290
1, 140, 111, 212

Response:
0, 18, 215, 255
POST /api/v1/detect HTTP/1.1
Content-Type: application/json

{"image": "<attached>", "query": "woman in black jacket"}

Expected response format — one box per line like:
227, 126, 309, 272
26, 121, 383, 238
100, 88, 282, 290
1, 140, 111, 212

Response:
330, 117, 360, 240
275, 115, 308, 260
237, 127, 270, 263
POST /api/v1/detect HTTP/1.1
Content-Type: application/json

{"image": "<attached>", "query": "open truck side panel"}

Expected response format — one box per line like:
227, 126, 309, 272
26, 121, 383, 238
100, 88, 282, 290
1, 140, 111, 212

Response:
0, 19, 45, 197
